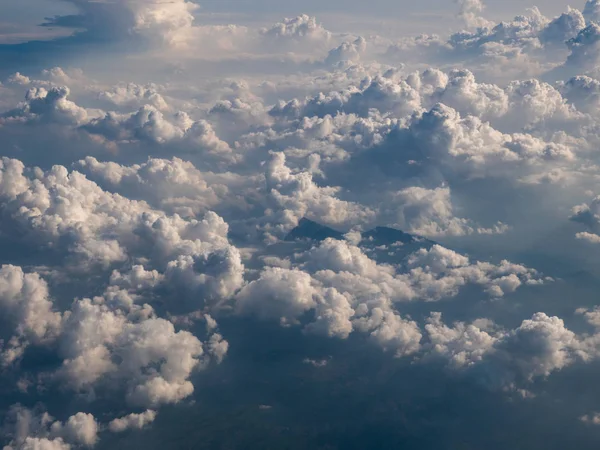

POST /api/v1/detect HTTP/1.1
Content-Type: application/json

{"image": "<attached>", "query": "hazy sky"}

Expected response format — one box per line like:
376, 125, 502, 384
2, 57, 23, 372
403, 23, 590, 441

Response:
1, 0, 579, 43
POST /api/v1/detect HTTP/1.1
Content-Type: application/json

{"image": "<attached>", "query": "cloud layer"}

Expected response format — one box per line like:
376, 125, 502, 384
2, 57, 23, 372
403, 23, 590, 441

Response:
2, 0, 600, 448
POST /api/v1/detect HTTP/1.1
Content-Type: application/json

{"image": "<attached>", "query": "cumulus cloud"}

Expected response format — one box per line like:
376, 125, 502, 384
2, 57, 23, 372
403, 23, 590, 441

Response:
50, 413, 98, 447
324, 37, 367, 66
260, 15, 331, 44
2, 406, 99, 450
108, 410, 157, 433
2, 86, 95, 126
98, 83, 169, 111
44, 0, 199, 47
389, 186, 509, 237
422, 311, 589, 392
584, 0, 600, 24
0, 265, 62, 366
57, 298, 208, 407
457, 0, 493, 29
264, 152, 375, 237
235, 236, 546, 357
570, 195, 600, 242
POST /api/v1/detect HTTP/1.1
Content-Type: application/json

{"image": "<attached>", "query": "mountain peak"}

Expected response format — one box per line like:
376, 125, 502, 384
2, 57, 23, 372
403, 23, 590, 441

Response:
284, 218, 345, 242
284, 219, 434, 247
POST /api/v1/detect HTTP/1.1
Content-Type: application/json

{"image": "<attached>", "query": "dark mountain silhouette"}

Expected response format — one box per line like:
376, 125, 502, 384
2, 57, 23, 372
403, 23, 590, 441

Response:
362, 226, 435, 247
284, 218, 435, 248
284, 218, 345, 241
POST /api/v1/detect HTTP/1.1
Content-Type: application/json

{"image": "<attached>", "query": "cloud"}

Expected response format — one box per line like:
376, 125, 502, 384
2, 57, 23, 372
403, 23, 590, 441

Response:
581, 412, 600, 425
423, 311, 586, 390
50, 413, 98, 447
7, 437, 72, 450
388, 186, 509, 237
324, 37, 367, 66
456, 0, 493, 29
584, 0, 600, 24
98, 83, 169, 111
108, 410, 157, 433
235, 235, 546, 359
264, 151, 376, 237
0, 265, 62, 366
2, 406, 99, 450
58, 298, 206, 407
570, 195, 600, 237
259, 15, 331, 44
2, 86, 95, 125
235, 267, 317, 323
43, 0, 199, 47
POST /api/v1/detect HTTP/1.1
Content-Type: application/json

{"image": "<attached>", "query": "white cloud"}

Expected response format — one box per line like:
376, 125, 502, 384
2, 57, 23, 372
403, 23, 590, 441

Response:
0, 265, 62, 366
45, 0, 199, 47
389, 186, 508, 237
581, 412, 600, 425
457, 0, 493, 29
50, 413, 98, 447
260, 15, 331, 44
108, 410, 157, 433
264, 152, 375, 237
9, 437, 71, 450
58, 297, 205, 407
235, 267, 317, 323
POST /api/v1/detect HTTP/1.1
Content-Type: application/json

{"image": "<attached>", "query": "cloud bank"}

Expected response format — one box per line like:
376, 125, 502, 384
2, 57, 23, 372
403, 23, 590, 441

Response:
2, 0, 600, 448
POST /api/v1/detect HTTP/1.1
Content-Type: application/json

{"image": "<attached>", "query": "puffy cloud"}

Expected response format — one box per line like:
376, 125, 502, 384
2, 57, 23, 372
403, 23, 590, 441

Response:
491, 313, 580, 385
44, 0, 199, 47
50, 413, 98, 447
558, 75, 600, 114
354, 308, 422, 357
2, 407, 99, 449
389, 186, 509, 237
424, 312, 585, 389
0, 157, 240, 280
84, 106, 234, 160
457, 0, 493, 29
581, 412, 600, 425
431, 69, 508, 119
58, 298, 205, 407
406, 244, 545, 299
539, 7, 586, 45
264, 152, 375, 236
108, 410, 157, 433
76, 156, 255, 218
576, 231, 600, 243
2, 86, 94, 126
98, 83, 169, 111
207, 332, 229, 364
270, 72, 422, 119
304, 288, 355, 339
570, 195, 600, 241
324, 37, 367, 66
9, 437, 71, 450
163, 246, 245, 312
425, 312, 497, 368
0, 265, 62, 366
235, 267, 317, 323
260, 15, 331, 44
584, 0, 600, 24
564, 23, 600, 72
237, 235, 546, 358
